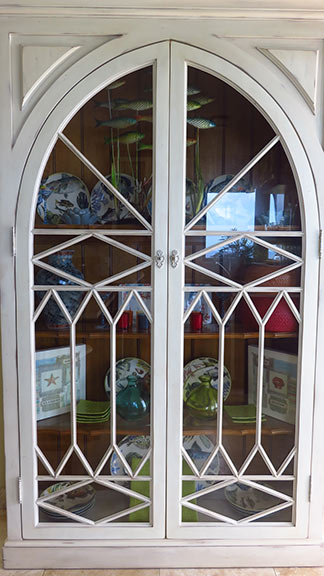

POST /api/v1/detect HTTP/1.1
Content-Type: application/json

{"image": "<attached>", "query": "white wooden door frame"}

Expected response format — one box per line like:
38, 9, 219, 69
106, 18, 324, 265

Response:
16, 42, 169, 540
167, 41, 319, 540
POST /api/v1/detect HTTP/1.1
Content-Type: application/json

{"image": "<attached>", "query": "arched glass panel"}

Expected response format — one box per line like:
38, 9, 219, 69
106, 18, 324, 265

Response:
33, 67, 155, 526
182, 66, 302, 526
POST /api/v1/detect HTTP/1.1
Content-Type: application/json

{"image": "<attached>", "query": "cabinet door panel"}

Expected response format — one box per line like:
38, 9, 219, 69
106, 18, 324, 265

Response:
18, 43, 169, 539
167, 42, 314, 540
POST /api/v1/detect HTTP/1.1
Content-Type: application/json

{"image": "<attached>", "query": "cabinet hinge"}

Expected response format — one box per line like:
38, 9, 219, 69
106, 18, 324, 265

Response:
308, 475, 312, 503
18, 477, 22, 504
319, 230, 323, 260
12, 226, 16, 258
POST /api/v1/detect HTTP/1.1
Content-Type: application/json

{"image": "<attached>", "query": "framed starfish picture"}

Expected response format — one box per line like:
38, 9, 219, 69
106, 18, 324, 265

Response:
35, 344, 86, 421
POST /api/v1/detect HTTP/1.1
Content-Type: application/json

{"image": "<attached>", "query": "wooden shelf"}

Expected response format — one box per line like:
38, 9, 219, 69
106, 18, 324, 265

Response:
182, 410, 294, 437
37, 410, 293, 439
36, 327, 151, 340
184, 324, 297, 339
35, 324, 297, 341
37, 412, 150, 438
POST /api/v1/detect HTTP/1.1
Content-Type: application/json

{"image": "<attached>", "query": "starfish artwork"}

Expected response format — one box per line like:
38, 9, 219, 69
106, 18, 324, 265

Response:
45, 373, 60, 387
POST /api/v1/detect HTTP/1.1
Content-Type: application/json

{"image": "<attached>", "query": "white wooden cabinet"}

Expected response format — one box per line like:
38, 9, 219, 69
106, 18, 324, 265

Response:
1, 3, 324, 569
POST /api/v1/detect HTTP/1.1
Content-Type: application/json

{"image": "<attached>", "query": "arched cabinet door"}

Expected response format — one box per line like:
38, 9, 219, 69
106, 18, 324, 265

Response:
16, 40, 318, 543
167, 42, 318, 540
17, 43, 169, 539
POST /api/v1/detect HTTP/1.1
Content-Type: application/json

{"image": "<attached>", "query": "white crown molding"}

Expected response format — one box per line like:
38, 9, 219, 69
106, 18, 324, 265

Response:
2, 1, 324, 19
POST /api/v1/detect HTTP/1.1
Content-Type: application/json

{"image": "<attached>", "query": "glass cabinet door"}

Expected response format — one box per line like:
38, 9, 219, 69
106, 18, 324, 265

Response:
18, 41, 317, 542
167, 44, 313, 539
20, 43, 169, 539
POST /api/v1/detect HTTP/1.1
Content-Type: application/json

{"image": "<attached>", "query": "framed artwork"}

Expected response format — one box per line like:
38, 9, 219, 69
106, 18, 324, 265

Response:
36, 344, 86, 421
248, 345, 297, 425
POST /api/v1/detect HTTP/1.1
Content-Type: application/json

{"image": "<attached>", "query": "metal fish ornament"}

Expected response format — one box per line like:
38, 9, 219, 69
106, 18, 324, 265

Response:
187, 100, 202, 111
108, 79, 126, 90
187, 86, 201, 95
93, 98, 128, 109
187, 118, 216, 129
114, 100, 153, 111
95, 118, 138, 129
104, 131, 145, 144
186, 138, 197, 147
194, 95, 215, 105
136, 115, 153, 122
138, 143, 153, 151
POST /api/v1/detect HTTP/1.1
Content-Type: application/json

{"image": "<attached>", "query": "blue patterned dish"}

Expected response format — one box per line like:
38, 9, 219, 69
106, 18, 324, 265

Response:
90, 173, 135, 223
37, 173, 90, 225
104, 357, 150, 400
40, 482, 96, 519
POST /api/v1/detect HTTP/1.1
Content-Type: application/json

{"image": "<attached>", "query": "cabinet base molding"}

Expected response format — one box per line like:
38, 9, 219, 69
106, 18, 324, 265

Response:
3, 542, 324, 569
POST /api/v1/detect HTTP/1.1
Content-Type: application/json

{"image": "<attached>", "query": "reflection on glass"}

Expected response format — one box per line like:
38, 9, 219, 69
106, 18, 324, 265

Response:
186, 236, 302, 288
186, 66, 301, 232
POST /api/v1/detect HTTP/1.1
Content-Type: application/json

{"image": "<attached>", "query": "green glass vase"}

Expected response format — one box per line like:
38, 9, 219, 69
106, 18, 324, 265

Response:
186, 375, 218, 419
116, 375, 149, 421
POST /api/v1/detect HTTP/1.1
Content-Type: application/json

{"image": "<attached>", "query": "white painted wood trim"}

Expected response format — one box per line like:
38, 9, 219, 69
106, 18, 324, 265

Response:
4, 541, 324, 569
3, 1, 324, 21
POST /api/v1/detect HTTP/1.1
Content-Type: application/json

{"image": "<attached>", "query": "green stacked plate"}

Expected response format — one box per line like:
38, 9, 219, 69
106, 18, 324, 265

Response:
76, 400, 110, 423
224, 404, 266, 424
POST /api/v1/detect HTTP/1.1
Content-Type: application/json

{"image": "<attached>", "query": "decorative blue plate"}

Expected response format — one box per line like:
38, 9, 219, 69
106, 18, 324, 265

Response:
37, 173, 90, 225
90, 173, 135, 223
40, 482, 95, 519
224, 483, 282, 515
104, 357, 150, 400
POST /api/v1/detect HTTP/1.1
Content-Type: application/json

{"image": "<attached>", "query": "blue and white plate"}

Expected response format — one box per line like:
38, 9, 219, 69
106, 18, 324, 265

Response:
111, 434, 219, 491
90, 173, 135, 223
224, 483, 282, 515
37, 173, 90, 225
104, 357, 150, 400
183, 357, 231, 403
39, 482, 96, 519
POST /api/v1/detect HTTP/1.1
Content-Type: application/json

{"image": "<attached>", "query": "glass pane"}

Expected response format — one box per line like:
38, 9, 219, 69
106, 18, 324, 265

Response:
181, 66, 302, 527
34, 65, 154, 525
35, 305, 72, 473
35, 67, 153, 230
181, 480, 293, 524
186, 66, 301, 232
185, 236, 302, 288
